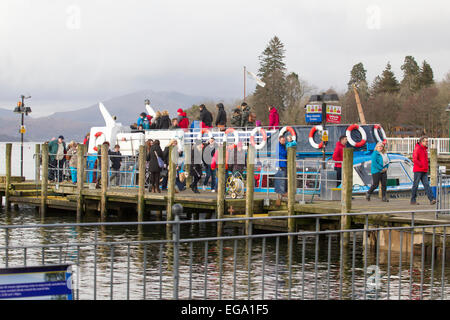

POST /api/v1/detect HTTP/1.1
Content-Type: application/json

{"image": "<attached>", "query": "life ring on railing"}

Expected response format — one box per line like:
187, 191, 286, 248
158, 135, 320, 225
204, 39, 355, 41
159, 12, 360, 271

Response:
346, 124, 367, 148
373, 124, 387, 145
279, 126, 297, 142
249, 127, 267, 150
225, 128, 239, 146
309, 125, 324, 149
93, 131, 105, 151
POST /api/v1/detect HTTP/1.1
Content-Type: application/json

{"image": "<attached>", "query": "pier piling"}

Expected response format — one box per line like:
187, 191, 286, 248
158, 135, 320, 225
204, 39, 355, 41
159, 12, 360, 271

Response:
166, 145, 176, 223
287, 146, 296, 233
217, 143, 226, 236
5, 143, 12, 210
76, 144, 85, 220
138, 145, 146, 221
245, 145, 255, 236
100, 143, 108, 220
40, 143, 48, 216
341, 147, 353, 247
35, 144, 40, 183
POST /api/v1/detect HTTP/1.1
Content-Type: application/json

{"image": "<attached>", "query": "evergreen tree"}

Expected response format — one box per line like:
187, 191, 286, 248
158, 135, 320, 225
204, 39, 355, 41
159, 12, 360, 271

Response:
370, 75, 382, 96
252, 36, 287, 124
418, 60, 434, 88
400, 55, 420, 93
347, 62, 368, 89
375, 62, 400, 94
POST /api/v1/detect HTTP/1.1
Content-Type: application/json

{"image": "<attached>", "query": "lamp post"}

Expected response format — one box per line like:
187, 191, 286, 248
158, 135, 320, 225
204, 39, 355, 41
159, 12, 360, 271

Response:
13, 95, 32, 177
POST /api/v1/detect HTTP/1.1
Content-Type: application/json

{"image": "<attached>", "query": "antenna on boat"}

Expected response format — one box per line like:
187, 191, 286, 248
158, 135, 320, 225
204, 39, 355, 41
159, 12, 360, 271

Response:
99, 102, 116, 127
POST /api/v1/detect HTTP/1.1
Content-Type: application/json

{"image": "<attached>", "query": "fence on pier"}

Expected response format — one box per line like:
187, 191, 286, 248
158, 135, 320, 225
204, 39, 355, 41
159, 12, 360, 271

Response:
386, 138, 450, 155
1, 209, 450, 300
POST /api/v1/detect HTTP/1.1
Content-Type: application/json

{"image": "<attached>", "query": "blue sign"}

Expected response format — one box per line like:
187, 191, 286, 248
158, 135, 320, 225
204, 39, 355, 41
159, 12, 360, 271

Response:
305, 113, 322, 123
0, 264, 73, 300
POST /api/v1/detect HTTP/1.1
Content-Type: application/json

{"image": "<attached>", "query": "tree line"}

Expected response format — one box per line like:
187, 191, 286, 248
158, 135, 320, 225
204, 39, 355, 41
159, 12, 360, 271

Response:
185, 36, 450, 137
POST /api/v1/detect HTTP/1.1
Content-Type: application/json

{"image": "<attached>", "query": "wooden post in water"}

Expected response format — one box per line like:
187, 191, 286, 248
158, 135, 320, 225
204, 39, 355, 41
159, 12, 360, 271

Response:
137, 145, 146, 221
166, 145, 177, 223
183, 143, 192, 189
341, 148, 353, 247
35, 144, 41, 183
100, 143, 109, 220
245, 145, 255, 235
287, 146, 296, 233
5, 143, 12, 210
40, 143, 49, 216
216, 143, 226, 236
430, 148, 438, 188
76, 144, 85, 220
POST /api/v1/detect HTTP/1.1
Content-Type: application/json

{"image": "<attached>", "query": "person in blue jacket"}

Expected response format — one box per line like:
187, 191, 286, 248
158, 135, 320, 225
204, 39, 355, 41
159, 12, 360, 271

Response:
366, 142, 390, 202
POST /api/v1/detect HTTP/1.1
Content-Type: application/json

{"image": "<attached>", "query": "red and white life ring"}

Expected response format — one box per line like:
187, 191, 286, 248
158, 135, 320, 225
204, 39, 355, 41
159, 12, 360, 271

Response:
309, 125, 324, 149
346, 124, 367, 148
279, 126, 297, 142
373, 124, 387, 145
225, 128, 239, 146
93, 131, 105, 152
249, 127, 267, 150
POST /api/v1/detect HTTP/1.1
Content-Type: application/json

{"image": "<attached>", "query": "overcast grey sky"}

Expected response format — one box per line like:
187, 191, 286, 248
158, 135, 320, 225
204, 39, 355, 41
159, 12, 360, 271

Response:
0, 0, 449, 117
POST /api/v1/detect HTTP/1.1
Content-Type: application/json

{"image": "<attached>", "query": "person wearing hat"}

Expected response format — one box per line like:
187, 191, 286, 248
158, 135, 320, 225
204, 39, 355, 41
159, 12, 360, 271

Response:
177, 109, 189, 129
48, 135, 67, 182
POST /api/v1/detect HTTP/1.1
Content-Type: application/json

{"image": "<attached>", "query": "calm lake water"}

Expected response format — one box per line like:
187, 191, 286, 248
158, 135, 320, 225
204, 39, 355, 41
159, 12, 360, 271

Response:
1, 142, 450, 300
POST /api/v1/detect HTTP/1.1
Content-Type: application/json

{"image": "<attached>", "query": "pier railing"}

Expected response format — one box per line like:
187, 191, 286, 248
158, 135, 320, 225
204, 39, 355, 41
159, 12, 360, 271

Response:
386, 138, 450, 155
1, 209, 450, 300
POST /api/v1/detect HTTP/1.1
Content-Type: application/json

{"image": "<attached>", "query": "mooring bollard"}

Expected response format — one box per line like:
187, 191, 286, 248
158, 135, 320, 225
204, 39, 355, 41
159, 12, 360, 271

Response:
183, 144, 192, 189
216, 143, 226, 236
287, 146, 296, 233
430, 148, 438, 198
76, 144, 85, 220
5, 143, 12, 210
100, 143, 108, 220
40, 143, 49, 216
341, 147, 353, 247
138, 145, 146, 221
245, 145, 255, 236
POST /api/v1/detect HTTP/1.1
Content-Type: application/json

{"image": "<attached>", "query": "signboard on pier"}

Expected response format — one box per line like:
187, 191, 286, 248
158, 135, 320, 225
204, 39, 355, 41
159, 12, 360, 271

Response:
305, 104, 323, 123
326, 105, 342, 124
0, 264, 73, 300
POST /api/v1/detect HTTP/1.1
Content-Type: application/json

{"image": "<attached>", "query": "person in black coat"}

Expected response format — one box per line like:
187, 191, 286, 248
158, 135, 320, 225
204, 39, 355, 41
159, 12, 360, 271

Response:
160, 110, 171, 129
199, 104, 213, 128
215, 103, 227, 129
147, 140, 164, 193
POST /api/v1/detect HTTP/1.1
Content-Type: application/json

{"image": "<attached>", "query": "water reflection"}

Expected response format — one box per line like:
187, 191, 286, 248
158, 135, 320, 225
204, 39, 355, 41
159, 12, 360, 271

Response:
1, 204, 450, 300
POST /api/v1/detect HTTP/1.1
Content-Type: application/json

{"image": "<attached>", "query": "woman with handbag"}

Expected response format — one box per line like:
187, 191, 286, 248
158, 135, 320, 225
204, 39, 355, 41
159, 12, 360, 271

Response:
366, 142, 390, 202
147, 139, 164, 193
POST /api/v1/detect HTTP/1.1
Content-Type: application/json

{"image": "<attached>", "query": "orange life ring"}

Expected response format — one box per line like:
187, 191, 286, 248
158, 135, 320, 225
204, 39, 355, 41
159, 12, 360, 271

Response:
249, 127, 267, 150
93, 131, 105, 151
279, 126, 297, 142
225, 128, 239, 146
346, 124, 367, 148
373, 124, 387, 145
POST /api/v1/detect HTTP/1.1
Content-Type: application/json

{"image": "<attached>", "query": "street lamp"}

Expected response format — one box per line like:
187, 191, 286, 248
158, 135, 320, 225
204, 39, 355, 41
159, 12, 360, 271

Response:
13, 95, 32, 177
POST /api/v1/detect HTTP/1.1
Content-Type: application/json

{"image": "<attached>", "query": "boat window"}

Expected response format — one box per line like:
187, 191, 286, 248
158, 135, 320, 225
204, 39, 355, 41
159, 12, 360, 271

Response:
354, 161, 372, 185
399, 161, 414, 182
386, 161, 412, 184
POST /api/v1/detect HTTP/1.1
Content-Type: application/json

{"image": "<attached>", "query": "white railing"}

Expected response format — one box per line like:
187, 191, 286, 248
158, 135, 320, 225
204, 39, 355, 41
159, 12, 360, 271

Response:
386, 138, 450, 155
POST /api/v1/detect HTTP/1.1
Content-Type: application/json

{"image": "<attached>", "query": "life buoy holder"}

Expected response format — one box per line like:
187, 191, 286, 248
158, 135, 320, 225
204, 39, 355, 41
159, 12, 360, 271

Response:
309, 125, 324, 149
346, 124, 367, 148
93, 132, 105, 152
373, 124, 387, 145
279, 126, 297, 142
249, 127, 267, 150
225, 128, 239, 146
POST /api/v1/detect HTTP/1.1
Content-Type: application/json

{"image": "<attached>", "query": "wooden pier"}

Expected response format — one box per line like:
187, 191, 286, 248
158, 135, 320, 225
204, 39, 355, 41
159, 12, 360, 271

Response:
1, 142, 450, 252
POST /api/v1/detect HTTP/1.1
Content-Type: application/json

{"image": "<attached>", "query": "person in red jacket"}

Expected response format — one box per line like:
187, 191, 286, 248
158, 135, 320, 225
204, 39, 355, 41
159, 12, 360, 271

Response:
411, 136, 436, 205
178, 111, 189, 129
332, 135, 347, 187
268, 105, 279, 130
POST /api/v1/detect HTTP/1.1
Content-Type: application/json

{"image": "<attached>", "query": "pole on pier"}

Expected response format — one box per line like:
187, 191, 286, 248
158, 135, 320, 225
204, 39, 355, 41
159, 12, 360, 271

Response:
76, 144, 85, 220
35, 144, 41, 183
183, 143, 192, 189
341, 147, 353, 247
287, 146, 296, 233
5, 143, 12, 210
166, 145, 177, 223
40, 143, 48, 216
138, 145, 146, 221
100, 143, 108, 220
430, 148, 438, 188
245, 145, 255, 235
216, 143, 226, 236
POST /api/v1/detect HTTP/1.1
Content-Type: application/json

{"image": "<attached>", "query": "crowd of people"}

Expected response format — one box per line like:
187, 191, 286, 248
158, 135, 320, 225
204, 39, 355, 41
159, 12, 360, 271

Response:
130, 102, 280, 132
